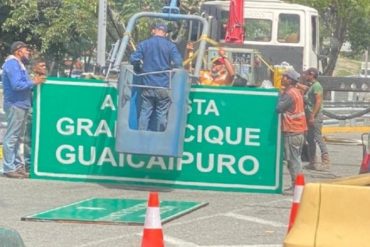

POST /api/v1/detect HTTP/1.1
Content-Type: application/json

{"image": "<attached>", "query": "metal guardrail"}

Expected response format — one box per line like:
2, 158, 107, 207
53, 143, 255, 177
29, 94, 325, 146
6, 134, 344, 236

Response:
324, 108, 369, 124
324, 101, 370, 108
319, 76, 370, 92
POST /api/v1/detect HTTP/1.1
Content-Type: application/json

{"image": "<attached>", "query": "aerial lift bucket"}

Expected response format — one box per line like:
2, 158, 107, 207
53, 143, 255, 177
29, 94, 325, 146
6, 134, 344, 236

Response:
109, 4, 210, 157
115, 65, 189, 157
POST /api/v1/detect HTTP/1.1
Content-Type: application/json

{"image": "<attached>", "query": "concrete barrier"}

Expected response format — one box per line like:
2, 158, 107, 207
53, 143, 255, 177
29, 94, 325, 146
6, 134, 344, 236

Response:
284, 177, 370, 247
327, 173, 370, 186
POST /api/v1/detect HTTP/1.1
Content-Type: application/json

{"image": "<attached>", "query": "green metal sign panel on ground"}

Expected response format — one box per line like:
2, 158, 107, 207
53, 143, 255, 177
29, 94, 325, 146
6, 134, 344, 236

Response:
22, 198, 207, 225
32, 78, 282, 193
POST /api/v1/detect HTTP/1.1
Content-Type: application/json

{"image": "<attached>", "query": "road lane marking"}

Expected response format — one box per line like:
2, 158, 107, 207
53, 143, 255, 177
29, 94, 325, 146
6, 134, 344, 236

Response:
76, 232, 138, 247
168, 213, 224, 227
163, 235, 199, 246
224, 212, 286, 228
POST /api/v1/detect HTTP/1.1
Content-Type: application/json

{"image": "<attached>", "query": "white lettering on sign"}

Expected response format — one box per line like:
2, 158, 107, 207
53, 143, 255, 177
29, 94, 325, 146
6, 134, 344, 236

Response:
192, 153, 259, 175
147, 156, 167, 170
52, 96, 266, 178
126, 155, 145, 169
97, 147, 117, 166
56, 117, 74, 135
184, 124, 261, 146
56, 145, 123, 167
77, 119, 94, 136
56, 117, 113, 137
245, 128, 261, 146
177, 152, 259, 176
95, 120, 113, 137
239, 155, 259, 175
56, 145, 75, 164
179, 152, 193, 171
79, 145, 95, 166
55, 146, 260, 176
100, 95, 116, 111
217, 154, 236, 173
188, 98, 219, 116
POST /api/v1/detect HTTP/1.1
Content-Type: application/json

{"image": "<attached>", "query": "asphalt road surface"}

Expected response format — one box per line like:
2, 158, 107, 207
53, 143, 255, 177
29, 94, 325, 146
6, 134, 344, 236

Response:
0, 132, 365, 247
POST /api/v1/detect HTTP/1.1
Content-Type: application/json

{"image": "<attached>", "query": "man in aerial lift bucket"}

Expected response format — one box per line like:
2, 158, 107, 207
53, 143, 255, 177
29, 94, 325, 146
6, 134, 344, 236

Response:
130, 23, 183, 132
186, 42, 235, 86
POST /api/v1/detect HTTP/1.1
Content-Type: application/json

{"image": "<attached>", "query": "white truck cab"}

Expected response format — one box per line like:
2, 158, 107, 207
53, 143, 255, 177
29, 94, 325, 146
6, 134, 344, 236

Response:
200, 0, 320, 72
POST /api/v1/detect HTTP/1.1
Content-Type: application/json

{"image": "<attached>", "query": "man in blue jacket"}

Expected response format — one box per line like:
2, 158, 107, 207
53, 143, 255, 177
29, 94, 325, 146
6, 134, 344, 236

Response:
130, 23, 183, 132
2, 41, 45, 178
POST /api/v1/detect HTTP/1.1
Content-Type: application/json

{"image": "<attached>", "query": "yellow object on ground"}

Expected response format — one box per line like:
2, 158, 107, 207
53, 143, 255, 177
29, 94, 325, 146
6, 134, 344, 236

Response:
284, 176, 370, 247
326, 173, 370, 186
323, 126, 370, 134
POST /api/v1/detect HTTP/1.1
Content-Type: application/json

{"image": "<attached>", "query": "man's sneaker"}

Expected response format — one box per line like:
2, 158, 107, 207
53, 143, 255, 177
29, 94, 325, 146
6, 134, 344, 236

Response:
3, 171, 25, 179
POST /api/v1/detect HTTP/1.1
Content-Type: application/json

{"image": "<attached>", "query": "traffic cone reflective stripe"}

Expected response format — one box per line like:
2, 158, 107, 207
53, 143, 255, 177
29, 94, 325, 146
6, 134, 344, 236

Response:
287, 173, 305, 233
292, 183, 304, 203
144, 207, 161, 229
141, 192, 164, 247
292, 175, 304, 203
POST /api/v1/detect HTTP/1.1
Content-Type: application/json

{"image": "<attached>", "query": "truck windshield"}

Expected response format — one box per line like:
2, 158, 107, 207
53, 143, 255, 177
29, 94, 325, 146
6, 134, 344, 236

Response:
278, 14, 300, 43
220, 11, 299, 43
245, 19, 272, 42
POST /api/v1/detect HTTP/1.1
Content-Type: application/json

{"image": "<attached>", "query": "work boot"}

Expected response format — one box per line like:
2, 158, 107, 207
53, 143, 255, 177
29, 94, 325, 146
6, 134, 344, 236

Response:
304, 161, 328, 172
304, 162, 316, 170
16, 168, 29, 178
321, 153, 330, 169
3, 171, 25, 179
304, 156, 318, 170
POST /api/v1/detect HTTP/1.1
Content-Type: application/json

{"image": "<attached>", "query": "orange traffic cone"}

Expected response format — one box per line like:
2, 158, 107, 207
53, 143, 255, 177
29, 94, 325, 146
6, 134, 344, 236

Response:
287, 173, 305, 233
141, 192, 164, 247
359, 153, 370, 174
359, 134, 370, 174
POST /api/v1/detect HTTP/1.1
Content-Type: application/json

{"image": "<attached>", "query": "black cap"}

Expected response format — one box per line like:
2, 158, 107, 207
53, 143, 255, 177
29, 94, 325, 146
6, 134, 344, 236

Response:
303, 67, 319, 78
10, 41, 29, 54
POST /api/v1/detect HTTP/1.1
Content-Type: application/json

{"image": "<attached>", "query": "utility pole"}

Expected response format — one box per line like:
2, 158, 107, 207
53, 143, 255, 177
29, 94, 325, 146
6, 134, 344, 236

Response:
97, 0, 107, 68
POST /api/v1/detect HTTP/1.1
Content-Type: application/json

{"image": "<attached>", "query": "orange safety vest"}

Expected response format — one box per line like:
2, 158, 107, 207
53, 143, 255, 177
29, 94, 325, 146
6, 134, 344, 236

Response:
282, 87, 307, 133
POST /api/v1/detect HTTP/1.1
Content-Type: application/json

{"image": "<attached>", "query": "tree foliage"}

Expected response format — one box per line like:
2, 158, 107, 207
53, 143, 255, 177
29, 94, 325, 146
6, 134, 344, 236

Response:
1, 0, 369, 76
0, 0, 97, 75
289, 0, 370, 75
0, 0, 174, 74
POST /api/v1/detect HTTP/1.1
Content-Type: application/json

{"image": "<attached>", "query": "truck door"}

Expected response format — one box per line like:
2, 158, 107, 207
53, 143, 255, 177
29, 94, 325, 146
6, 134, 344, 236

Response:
307, 14, 319, 70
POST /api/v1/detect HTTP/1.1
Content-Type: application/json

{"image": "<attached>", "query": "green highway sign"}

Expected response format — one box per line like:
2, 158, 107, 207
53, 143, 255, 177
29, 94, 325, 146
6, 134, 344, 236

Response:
32, 78, 282, 193
22, 198, 207, 225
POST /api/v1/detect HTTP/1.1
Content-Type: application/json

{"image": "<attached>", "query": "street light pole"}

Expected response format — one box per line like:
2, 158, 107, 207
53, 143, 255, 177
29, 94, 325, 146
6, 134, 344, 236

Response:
97, 0, 107, 69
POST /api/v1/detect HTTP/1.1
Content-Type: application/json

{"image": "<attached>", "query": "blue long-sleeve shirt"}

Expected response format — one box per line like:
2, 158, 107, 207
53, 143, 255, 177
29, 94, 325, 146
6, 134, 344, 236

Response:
130, 35, 183, 87
2, 57, 34, 110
